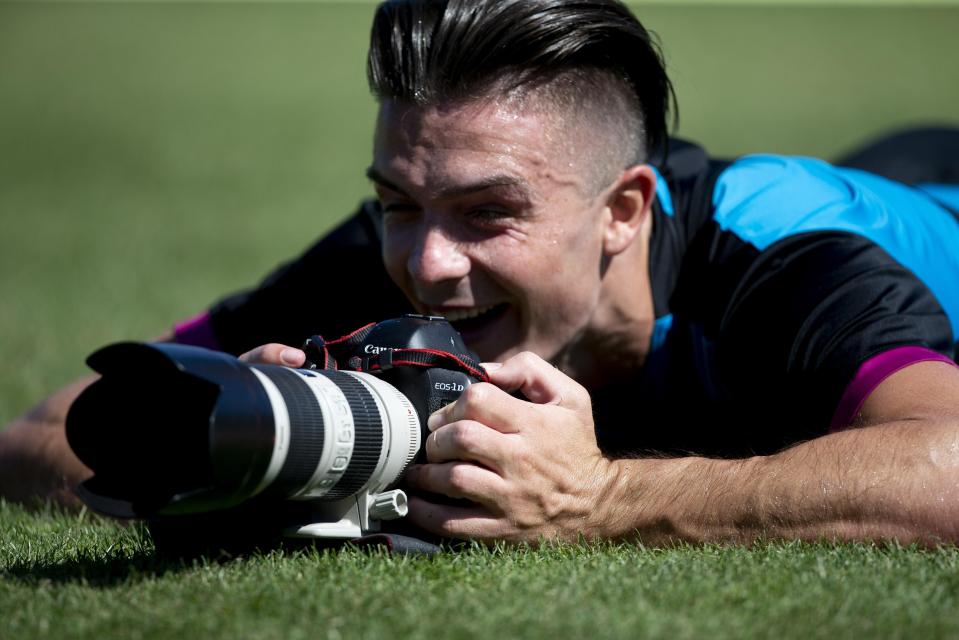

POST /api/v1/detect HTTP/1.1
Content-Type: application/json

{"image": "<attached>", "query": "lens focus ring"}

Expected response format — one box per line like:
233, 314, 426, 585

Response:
317, 371, 382, 500
254, 366, 326, 498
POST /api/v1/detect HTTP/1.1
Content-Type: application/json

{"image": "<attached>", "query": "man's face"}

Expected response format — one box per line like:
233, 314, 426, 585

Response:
370, 99, 613, 363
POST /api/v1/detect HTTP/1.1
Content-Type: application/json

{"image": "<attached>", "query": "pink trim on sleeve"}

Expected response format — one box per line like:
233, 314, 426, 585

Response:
829, 346, 958, 432
173, 311, 220, 350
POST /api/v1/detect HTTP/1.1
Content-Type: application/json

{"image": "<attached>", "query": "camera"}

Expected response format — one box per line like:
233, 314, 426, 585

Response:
65, 315, 486, 542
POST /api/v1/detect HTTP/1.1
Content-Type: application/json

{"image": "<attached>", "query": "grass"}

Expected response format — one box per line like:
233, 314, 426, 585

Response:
3, 501, 959, 640
1, 3, 958, 638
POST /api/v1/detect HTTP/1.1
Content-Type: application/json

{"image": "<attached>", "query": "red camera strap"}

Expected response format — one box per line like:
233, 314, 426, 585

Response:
301, 325, 490, 383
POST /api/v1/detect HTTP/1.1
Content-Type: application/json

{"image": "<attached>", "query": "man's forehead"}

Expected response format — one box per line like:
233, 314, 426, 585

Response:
375, 99, 549, 152
371, 99, 586, 196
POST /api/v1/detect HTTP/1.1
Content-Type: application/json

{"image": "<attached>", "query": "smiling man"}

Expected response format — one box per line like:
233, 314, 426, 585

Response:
4, 0, 959, 545
370, 96, 651, 375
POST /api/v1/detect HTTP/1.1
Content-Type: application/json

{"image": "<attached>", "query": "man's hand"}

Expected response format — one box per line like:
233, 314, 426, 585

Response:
406, 355, 959, 547
238, 344, 306, 367
404, 351, 615, 543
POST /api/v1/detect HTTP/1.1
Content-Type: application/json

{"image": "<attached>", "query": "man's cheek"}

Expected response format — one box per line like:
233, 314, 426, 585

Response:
381, 240, 408, 285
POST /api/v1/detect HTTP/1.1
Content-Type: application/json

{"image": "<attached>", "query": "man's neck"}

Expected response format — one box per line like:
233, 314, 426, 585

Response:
556, 217, 656, 391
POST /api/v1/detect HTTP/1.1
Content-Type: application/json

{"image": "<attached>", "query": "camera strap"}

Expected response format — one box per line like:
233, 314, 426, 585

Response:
302, 324, 490, 382
302, 322, 376, 371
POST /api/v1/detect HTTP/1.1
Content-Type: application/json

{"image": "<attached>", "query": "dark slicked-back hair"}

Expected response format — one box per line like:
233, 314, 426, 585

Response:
367, 0, 674, 159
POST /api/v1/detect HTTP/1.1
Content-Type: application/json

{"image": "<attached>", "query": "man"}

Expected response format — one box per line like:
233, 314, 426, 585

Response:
3, 0, 959, 545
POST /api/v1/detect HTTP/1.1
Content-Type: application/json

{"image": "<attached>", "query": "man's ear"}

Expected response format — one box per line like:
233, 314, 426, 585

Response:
602, 164, 656, 256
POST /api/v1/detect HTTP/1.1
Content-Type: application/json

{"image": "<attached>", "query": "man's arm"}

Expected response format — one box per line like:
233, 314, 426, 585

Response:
405, 353, 959, 545
0, 330, 174, 508
0, 376, 98, 507
604, 360, 959, 545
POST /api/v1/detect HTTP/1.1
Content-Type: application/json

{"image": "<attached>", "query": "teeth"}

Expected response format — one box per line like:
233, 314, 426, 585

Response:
432, 304, 498, 322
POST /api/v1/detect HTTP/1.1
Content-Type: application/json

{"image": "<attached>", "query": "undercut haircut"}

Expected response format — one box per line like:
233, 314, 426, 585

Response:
367, 0, 675, 168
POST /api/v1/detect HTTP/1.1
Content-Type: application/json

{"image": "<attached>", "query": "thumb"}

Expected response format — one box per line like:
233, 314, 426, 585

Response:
238, 343, 306, 367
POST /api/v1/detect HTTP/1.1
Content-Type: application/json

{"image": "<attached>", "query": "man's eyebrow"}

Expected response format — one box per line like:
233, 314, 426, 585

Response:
366, 167, 409, 197
436, 175, 531, 200
366, 166, 531, 200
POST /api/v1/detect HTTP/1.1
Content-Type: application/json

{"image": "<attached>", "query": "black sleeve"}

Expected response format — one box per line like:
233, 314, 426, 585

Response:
715, 231, 955, 446
207, 200, 412, 356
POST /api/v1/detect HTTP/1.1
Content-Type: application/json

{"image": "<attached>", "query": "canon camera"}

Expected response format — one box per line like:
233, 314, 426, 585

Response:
65, 315, 487, 541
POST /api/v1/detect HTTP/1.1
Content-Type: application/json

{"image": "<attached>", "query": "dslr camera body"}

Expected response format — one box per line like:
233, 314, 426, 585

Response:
66, 315, 486, 542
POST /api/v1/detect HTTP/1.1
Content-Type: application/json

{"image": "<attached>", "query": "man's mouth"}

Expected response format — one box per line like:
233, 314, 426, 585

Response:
428, 303, 510, 335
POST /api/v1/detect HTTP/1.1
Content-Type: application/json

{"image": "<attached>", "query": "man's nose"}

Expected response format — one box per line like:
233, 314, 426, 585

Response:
407, 225, 470, 285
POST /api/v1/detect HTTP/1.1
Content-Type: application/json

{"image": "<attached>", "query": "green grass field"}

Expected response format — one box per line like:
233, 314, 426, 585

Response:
4, 501, 959, 640
2, 2, 959, 638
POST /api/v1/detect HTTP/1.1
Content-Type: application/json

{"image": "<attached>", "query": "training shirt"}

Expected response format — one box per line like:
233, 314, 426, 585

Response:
174, 140, 959, 457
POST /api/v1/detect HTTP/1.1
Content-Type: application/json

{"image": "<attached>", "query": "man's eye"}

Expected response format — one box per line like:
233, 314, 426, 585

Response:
466, 208, 511, 223
381, 202, 419, 215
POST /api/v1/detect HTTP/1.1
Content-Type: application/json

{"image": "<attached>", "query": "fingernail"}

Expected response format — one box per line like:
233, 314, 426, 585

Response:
481, 362, 503, 372
427, 411, 442, 431
281, 348, 304, 365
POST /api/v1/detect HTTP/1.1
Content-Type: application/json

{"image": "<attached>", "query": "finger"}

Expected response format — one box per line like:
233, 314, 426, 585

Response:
427, 382, 525, 434
406, 494, 505, 541
238, 344, 305, 367
424, 420, 512, 470
404, 461, 507, 505
485, 351, 591, 409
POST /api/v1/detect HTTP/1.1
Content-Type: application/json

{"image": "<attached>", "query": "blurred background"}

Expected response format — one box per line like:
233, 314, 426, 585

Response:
1, 1, 957, 423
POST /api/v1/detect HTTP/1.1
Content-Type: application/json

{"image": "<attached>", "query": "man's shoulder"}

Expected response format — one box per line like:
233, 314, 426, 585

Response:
711, 155, 950, 240
709, 155, 959, 329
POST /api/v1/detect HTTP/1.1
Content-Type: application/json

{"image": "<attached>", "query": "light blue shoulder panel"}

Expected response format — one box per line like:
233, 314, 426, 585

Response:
918, 184, 959, 213
712, 156, 959, 337
651, 166, 674, 217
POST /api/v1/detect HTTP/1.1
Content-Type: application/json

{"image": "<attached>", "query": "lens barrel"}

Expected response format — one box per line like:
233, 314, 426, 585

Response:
66, 343, 421, 519
247, 366, 419, 503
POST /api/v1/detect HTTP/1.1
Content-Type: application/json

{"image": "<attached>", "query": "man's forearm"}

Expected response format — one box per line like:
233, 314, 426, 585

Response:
0, 375, 97, 507
598, 420, 959, 546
